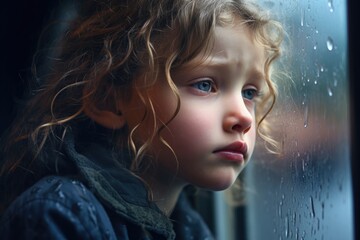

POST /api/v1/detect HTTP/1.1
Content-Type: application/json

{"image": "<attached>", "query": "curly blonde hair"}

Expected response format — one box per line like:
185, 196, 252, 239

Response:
0, 0, 283, 209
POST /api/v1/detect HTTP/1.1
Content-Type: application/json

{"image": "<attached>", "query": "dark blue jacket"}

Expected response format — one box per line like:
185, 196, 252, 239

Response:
0, 132, 214, 240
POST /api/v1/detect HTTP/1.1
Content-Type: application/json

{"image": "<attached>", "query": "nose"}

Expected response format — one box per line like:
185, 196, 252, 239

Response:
223, 98, 253, 134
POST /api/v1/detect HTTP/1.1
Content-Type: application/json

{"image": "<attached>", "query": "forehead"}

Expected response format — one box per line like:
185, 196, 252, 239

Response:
180, 24, 266, 79
213, 24, 264, 62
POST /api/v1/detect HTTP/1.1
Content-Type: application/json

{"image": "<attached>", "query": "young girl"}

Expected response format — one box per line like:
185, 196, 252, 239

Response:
0, 0, 282, 239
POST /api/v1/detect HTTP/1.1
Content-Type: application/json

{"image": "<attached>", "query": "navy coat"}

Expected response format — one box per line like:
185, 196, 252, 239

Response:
0, 132, 214, 240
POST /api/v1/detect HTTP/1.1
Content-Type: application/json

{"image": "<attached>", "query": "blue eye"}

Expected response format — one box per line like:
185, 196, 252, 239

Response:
191, 80, 214, 92
242, 88, 258, 100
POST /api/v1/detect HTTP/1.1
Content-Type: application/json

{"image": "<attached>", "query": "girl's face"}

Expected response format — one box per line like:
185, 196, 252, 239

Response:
121, 23, 266, 191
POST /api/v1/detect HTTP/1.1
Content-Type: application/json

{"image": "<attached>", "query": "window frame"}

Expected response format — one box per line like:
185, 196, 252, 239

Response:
347, 0, 360, 239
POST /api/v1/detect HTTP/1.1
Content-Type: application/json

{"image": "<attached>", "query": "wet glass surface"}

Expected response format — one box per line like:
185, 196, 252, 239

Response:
242, 1, 354, 240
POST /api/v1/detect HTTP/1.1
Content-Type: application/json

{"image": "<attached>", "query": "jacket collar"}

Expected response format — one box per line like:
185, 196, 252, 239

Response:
63, 131, 175, 239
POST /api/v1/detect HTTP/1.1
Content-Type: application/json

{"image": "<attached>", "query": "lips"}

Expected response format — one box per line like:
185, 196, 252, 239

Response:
213, 141, 248, 163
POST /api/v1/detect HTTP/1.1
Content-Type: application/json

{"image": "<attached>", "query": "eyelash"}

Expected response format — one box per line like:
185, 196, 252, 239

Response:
242, 88, 259, 100
191, 80, 216, 93
190, 79, 260, 101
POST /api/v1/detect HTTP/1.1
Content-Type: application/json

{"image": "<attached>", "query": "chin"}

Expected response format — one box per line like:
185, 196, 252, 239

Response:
195, 173, 239, 191
208, 180, 236, 191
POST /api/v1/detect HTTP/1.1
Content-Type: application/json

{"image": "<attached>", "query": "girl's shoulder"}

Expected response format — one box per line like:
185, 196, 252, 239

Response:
0, 175, 118, 239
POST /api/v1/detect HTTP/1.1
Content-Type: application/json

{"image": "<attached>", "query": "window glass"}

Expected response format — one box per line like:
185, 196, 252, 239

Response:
242, 1, 353, 240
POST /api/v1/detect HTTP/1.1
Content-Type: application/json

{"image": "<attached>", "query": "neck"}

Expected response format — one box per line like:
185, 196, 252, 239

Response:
141, 169, 186, 216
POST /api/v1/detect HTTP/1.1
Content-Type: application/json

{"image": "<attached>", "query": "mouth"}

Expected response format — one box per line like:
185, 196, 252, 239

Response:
213, 141, 248, 163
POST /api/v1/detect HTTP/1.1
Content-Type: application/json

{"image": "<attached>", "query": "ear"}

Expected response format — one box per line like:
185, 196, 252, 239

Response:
83, 104, 126, 130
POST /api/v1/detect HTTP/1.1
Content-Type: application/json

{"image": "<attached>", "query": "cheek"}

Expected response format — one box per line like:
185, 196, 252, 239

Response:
164, 106, 215, 148
246, 123, 257, 158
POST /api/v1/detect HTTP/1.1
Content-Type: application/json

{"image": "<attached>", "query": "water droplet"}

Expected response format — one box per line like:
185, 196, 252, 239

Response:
302, 93, 307, 105
292, 212, 297, 226
317, 217, 321, 230
313, 42, 317, 50
328, 0, 334, 12
327, 87, 333, 96
295, 227, 299, 240
310, 196, 316, 218
304, 105, 309, 128
339, 182, 343, 191
327, 37, 334, 51
278, 201, 283, 217
302, 230, 307, 238
302, 159, 306, 172
300, 9, 305, 27
285, 216, 289, 238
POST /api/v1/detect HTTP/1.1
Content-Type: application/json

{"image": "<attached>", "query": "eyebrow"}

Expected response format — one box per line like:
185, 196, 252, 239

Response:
195, 57, 266, 80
